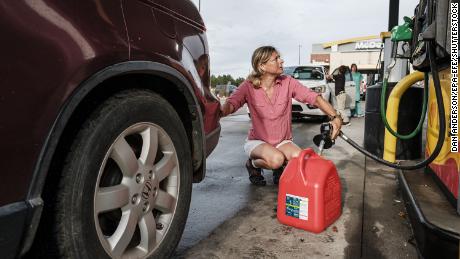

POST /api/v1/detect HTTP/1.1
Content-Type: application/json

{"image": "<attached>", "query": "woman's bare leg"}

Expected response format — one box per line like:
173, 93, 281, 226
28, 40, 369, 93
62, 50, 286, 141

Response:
276, 142, 302, 161
250, 143, 285, 169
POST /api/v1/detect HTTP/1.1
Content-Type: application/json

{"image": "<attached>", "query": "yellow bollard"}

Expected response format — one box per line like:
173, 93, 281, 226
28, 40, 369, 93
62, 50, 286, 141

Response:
383, 72, 425, 162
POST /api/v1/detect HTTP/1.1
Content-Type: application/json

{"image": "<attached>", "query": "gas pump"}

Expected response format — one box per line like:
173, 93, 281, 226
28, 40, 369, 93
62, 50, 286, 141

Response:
317, 0, 458, 257
322, 0, 452, 182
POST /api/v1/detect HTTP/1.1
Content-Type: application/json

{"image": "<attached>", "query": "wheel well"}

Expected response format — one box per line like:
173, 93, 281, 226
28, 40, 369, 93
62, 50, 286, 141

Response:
41, 73, 196, 212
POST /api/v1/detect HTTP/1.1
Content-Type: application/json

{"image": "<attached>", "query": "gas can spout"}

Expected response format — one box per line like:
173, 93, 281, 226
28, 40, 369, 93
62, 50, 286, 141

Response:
313, 123, 335, 155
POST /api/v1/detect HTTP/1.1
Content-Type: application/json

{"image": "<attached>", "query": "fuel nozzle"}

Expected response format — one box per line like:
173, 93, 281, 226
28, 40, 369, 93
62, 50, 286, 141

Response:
313, 122, 335, 155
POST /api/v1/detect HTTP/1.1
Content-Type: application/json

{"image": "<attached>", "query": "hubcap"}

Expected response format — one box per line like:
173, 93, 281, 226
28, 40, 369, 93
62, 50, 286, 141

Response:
93, 123, 180, 259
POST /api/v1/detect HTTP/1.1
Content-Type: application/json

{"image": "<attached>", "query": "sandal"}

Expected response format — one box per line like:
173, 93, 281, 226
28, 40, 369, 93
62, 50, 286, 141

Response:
245, 159, 266, 186
272, 166, 285, 185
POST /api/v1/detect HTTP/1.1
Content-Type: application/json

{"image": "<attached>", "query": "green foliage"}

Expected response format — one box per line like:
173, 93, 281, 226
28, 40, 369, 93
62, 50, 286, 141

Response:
211, 74, 245, 87
235, 77, 245, 85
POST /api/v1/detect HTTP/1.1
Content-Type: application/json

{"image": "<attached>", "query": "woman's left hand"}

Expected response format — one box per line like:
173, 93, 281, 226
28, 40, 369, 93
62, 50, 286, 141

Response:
330, 117, 342, 140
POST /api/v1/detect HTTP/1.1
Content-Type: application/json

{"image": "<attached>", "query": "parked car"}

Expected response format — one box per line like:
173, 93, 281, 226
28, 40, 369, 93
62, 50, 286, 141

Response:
284, 65, 331, 119
0, 1, 220, 258
327, 66, 357, 115
214, 84, 237, 97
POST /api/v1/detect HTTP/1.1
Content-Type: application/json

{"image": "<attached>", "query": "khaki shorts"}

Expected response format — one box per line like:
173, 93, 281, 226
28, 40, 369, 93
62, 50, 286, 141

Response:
243, 139, 297, 157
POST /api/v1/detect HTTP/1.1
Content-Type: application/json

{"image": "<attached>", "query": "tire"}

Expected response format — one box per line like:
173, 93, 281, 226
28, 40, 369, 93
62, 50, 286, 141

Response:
51, 90, 192, 258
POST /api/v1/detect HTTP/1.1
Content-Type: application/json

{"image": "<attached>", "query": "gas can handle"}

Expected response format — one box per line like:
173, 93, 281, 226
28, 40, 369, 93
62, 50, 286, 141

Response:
298, 148, 317, 175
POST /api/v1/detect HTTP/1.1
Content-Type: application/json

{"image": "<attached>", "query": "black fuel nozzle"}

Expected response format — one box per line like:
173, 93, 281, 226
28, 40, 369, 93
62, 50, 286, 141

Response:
313, 122, 335, 155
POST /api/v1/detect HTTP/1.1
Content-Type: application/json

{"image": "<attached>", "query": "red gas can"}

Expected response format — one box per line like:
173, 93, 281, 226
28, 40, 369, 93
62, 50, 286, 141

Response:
277, 148, 342, 233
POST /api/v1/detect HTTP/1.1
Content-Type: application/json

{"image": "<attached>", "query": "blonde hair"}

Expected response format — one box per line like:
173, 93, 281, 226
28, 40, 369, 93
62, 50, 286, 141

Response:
247, 46, 277, 88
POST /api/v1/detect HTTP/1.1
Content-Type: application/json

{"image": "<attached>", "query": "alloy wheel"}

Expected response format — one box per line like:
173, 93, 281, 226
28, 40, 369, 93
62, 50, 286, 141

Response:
93, 122, 180, 259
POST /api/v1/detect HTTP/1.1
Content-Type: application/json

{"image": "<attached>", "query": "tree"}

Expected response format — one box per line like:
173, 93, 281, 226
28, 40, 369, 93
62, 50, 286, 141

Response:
211, 74, 245, 87
235, 77, 245, 86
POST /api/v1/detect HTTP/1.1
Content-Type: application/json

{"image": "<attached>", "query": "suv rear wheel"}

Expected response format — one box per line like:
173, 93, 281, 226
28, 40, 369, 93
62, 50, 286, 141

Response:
52, 90, 192, 258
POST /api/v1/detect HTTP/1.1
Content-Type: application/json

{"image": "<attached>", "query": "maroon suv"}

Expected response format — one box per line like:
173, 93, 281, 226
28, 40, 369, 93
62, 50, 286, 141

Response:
0, 1, 220, 258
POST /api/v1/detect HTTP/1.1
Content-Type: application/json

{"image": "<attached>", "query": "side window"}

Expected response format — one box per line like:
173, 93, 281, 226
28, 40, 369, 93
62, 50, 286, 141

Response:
312, 69, 323, 79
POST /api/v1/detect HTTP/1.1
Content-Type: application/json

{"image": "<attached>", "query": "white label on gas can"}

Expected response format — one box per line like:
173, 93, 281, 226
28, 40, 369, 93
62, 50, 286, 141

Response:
285, 194, 309, 220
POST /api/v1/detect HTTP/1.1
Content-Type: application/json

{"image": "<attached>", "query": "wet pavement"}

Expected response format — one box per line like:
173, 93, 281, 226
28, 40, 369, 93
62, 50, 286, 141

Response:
173, 106, 418, 258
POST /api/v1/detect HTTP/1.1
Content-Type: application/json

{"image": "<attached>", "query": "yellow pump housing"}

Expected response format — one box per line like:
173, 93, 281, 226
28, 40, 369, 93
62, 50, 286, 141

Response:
383, 71, 425, 162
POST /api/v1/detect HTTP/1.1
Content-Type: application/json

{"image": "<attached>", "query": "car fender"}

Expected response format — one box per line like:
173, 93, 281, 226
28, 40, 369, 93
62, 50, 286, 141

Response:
21, 61, 206, 255
29, 61, 205, 198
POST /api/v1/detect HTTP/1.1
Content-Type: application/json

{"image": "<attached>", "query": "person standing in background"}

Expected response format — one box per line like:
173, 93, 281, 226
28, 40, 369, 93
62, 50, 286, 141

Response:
327, 65, 350, 125
351, 63, 364, 117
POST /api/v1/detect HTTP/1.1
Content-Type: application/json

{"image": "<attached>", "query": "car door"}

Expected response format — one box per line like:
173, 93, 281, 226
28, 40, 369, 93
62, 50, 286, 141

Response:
343, 69, 356, 109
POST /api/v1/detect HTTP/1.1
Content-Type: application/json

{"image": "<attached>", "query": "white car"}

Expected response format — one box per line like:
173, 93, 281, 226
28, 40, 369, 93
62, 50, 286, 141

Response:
284, 65, 331, 120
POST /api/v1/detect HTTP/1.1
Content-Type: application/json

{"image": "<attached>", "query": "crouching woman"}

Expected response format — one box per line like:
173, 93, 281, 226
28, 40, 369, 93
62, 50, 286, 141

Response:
220, 46, 342, 185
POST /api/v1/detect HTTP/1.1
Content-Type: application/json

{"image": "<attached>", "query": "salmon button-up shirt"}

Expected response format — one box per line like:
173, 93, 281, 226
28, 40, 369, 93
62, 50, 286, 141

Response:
227, 75, 320, 146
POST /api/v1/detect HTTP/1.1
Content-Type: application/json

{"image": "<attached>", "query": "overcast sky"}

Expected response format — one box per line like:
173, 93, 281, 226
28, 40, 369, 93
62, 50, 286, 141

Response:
189, 0, 420, 78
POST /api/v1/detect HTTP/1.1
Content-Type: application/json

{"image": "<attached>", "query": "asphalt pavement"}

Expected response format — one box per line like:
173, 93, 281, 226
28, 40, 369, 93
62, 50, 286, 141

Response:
173, 105, 418, 258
